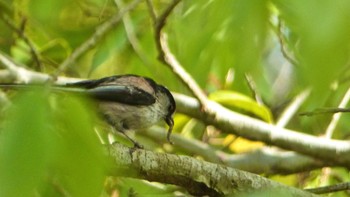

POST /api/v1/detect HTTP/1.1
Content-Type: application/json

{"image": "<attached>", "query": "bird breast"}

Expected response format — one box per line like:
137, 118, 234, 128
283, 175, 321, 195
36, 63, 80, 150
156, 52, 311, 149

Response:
98, 101, 165, 132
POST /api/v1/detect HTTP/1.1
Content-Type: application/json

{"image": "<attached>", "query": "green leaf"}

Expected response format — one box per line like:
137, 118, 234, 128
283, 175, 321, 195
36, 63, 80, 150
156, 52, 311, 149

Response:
89, 27, 127, 76
169, 0, 269, 90
209, 90, 273, 122
51, 94, 106, 197
0, 88, 107, 196
0, 88, 53, 196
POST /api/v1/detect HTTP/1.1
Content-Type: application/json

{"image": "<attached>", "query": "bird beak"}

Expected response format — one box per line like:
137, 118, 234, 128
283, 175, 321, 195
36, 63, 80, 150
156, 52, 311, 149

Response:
165, 116, 174, 144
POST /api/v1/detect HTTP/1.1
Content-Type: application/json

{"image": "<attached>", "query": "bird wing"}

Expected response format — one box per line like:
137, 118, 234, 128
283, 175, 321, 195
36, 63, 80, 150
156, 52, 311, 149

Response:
85, 85, 156, 105
0, 75, 157, 106
65, 75, 157, 105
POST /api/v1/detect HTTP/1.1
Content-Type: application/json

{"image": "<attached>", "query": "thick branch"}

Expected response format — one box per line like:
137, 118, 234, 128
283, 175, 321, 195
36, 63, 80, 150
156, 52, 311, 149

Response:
108, 143, 318, 196
174, 93, 350, 167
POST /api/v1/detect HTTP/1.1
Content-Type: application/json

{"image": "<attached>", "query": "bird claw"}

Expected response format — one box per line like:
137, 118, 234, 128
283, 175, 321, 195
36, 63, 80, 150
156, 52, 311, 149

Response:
133, 141, 144, 149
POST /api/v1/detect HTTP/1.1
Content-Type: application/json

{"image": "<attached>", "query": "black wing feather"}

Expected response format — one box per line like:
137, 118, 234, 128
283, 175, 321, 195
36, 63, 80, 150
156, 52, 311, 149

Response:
64, 76, 116, 89
65, 76, 156, 105
0, 75, 158, 106
86, 85, 155, 105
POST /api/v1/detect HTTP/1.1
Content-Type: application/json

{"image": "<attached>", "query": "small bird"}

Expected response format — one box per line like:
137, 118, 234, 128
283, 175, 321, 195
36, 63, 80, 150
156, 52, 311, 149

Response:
0, 74, 176, 148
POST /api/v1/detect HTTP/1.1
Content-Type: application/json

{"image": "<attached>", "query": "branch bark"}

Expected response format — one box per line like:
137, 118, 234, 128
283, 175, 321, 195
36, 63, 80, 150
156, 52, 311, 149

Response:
174, 93, 350, 168
108, 143, 319, 196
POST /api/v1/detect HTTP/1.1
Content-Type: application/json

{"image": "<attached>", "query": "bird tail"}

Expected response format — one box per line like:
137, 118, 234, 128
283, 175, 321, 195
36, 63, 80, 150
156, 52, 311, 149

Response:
0, 83, 43, 89
0, 83, 85, 93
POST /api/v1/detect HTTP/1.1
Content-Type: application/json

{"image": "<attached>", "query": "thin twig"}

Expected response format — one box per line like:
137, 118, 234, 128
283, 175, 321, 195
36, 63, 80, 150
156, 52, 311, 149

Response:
98, 0, 110, 21
53, 0, 142, 78
0, 51, 78, 84
159, 35, 208, 108
145, 0, 157, 23
276, 89, 310, 127
0, 15, 42, 70
300, 108, 350, 116
305, 182, 350, 194
318, 88, 350, 184
276, 17, 298, 66
154, 0, 181, 60
153, 0, 209, 109
325, 87, 350, 138
245, 73, 264, 105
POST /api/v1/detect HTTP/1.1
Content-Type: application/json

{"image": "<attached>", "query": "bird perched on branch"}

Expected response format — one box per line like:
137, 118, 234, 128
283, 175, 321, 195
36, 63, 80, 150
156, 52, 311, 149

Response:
0, 74, 176, 148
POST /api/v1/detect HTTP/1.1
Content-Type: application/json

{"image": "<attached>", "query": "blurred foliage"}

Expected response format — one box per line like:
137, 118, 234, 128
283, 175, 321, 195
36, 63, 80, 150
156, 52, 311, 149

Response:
274, 0, 350, 107
169, 0, 269, 92
0, 88, 107, 196
1, 0, 350, 196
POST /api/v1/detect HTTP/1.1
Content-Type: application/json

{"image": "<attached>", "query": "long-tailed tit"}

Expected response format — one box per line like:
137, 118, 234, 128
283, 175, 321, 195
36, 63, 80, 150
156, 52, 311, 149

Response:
0, 74, 176, 148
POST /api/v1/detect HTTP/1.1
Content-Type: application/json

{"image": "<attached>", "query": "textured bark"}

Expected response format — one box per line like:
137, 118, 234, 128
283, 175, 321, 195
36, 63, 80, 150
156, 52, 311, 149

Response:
108, 143, 319, 196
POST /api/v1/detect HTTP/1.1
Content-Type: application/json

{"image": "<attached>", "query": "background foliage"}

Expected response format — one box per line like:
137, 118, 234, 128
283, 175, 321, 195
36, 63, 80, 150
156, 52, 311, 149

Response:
1, 0, 350, 196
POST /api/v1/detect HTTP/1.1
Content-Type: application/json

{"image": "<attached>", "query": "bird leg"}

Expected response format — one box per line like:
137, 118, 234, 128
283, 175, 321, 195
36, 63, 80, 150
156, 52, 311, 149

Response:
120, 131, 143, 149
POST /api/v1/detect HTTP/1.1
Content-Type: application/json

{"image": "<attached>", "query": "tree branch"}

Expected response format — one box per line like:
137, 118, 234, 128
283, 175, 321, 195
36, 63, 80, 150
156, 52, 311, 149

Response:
174, 93, 350, 167
0, 56, 348, 168
152, 0, 209, 109
108, 143, 319, 196
305, 182, 350, 194
143, 127, 329, 175
300, 107, 350, 116
145, 0, 157, 23
276, 89, 310, 127
0, 15, 42, 70
0, 51, 78, 84
0, 55, 347, 169
324, 86, 350, 138
275, 17, 298, 66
